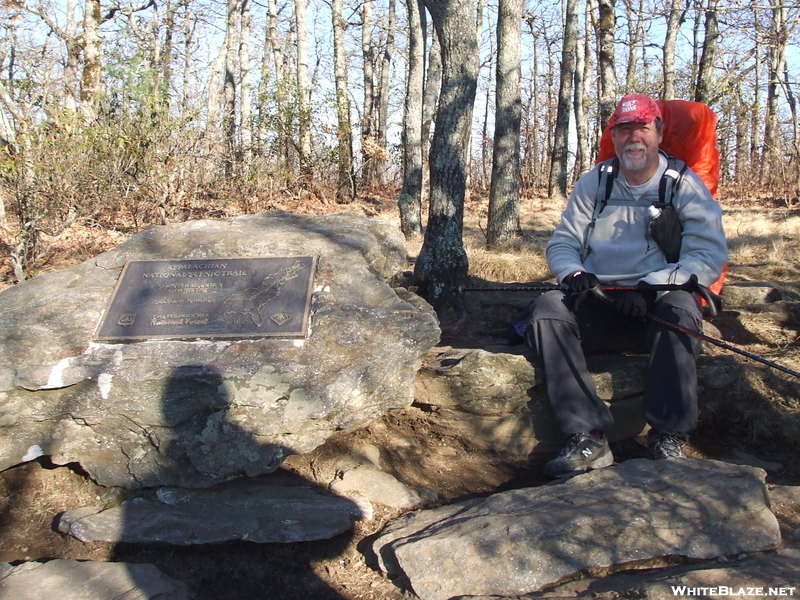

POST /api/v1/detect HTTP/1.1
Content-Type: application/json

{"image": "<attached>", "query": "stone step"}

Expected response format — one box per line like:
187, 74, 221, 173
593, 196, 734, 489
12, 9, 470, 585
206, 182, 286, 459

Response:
414, 346, 744, 456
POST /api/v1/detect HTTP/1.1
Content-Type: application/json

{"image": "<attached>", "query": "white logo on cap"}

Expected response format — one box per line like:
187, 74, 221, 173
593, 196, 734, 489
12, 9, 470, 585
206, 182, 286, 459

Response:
621, 100, 637, 113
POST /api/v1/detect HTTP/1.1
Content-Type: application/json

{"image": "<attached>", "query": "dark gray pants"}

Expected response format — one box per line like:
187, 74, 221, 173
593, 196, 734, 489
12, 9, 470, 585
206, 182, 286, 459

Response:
525, 289, 703, 436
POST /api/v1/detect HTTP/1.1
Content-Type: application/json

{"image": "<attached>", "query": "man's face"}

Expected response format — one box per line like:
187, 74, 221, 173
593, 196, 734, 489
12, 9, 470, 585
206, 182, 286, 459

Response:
611, 120, 663, 181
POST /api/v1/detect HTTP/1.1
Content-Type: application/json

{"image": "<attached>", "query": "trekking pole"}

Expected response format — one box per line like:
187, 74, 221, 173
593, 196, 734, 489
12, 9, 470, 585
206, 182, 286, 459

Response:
648, 314, 800, 380
460, 283, 563, 293
461, 275, 723, 317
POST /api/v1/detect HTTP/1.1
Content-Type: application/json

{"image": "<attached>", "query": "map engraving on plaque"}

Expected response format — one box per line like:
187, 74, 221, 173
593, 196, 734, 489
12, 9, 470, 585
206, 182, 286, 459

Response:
94, 256, 317, 341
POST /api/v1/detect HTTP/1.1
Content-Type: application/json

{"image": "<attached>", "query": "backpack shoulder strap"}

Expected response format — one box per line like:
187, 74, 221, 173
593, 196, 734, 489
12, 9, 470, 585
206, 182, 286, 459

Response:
596, 156, 619, 208
657, 150, 688, 207
583, 157, 619, 260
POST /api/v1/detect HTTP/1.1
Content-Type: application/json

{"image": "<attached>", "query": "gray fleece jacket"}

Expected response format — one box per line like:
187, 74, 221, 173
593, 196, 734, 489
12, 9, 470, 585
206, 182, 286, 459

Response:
546, 154, 728, 288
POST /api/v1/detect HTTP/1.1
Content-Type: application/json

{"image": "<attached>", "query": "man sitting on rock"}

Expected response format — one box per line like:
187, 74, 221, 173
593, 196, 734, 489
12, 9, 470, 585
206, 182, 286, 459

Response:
526, 94, 728, 479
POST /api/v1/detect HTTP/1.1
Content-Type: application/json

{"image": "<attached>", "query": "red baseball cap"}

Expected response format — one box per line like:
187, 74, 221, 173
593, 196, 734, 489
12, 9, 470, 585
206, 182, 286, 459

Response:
609, 94, 662, 127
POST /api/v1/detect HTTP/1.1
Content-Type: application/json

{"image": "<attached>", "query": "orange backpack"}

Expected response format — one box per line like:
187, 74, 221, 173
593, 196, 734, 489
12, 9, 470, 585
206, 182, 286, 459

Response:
596, 99, 726, 297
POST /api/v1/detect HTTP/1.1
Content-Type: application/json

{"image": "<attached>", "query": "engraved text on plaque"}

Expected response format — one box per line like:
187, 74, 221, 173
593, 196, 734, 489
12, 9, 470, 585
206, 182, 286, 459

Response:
94, 256, 317, 341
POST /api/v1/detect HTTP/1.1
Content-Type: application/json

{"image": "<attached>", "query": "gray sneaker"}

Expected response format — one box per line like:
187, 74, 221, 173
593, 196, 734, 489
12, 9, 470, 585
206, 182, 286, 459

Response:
647, 430, 686, 459
544, 432, 614, 479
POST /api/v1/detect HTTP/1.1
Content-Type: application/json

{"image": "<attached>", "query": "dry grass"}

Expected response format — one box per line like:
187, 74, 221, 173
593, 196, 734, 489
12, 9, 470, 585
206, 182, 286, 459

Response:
464, 243, 550, 284
723, 208, 800, 289
461, 193, 561, 284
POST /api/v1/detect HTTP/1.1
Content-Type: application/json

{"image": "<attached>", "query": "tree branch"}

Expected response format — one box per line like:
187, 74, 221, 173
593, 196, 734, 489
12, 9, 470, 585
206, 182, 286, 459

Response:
102, 0, 156, 23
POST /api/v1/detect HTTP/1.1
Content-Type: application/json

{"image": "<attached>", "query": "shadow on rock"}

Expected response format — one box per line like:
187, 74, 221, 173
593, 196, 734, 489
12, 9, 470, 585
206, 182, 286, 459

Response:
60, 364, 365, 600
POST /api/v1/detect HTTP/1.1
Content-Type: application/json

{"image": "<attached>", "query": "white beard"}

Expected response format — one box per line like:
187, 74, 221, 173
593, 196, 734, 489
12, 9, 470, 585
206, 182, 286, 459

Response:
620, 143, 648, 171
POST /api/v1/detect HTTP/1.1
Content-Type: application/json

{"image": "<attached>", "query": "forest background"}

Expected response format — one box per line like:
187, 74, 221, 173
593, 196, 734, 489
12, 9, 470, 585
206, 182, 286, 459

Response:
0, 0, 798, 310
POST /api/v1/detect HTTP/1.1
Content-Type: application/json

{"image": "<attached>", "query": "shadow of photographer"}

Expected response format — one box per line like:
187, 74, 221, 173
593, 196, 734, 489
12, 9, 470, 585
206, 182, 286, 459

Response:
106, 363, 363, 600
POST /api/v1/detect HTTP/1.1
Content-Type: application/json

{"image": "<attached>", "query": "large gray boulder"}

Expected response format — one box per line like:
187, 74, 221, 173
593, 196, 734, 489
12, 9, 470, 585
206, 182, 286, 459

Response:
371, 458, 780, 600
0, 211, 440, 489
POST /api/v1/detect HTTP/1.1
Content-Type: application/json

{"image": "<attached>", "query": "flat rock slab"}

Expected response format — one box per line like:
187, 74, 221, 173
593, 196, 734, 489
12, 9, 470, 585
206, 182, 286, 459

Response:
518, 548, 800, 599
58, 478, 365, 544
0, 559, 189, 600
329, 464, 424, 509
371, 459, 781, 600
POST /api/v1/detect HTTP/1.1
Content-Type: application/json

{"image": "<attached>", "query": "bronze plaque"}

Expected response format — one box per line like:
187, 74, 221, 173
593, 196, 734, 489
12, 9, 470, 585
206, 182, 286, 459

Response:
94, 256, 317, 341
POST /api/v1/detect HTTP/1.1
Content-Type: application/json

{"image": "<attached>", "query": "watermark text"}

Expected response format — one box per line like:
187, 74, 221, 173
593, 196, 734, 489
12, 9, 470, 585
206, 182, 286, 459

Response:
672, 586, 796, 597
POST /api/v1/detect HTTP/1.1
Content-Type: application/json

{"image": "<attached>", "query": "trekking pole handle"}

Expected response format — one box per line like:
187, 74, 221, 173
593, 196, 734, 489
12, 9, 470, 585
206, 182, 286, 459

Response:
678, 274, 723, 318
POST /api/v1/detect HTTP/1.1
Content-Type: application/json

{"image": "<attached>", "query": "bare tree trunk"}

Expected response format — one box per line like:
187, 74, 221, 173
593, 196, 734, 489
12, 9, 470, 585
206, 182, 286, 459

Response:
375, 0, 396, 186
595, 0, 616, 130
480, 33, 494, 191
750, 1, 763, 179
64, 0, 81, 112
532, 16, 542, 188
181, 3, 196, 113
240, 0, 253, 165
158, 2, 174, 106
694, 0, 719, 104
783, 61, 800, 201
414, 0, 479, 314
361, 0, 376, 188
761, 0, 786, 187
267, 0, 285, 79
332, 0, 355, 201
399, 0, 426, 238
223, 0, 240, 177
0, 86, 23, 226
544, 26, 558, 179
486, 0, 522, 247
80, 0, 103, 121
207, 49, 226, 147
262, 0, 288, 166
521, 15, 538, 191
158, 1, 188, 109
689, 0, 701, 99
146, 0, 179, 108
422, 26, 442, 207
733, 83, 749, 187
0, 79, 35, 279
548, 0, 578, 201
663, 0, 685, 99
573, 1, 592, 179
295, 0, 313, 184
465, 0, 485, 200
150, 3, 163, 94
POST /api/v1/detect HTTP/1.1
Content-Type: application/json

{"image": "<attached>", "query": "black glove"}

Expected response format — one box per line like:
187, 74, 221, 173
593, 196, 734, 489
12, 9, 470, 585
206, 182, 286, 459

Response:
566, 271, 606, 310
613, 292, 648, 318
613, 282, 657, 319
566, 271, 600, 294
